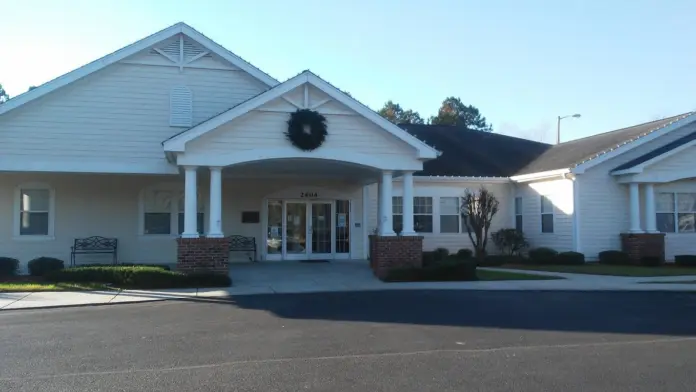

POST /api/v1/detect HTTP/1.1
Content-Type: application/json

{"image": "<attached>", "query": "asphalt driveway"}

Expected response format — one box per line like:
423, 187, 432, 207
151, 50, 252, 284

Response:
1, 290, 696, 391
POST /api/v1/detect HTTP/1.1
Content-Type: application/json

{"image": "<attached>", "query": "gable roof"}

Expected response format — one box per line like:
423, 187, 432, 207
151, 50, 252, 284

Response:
0, 22, 279, 116
400, 124, 550, 177
514, 112, 695, 175
163, 71, 440, 159
612, 128, 696, 173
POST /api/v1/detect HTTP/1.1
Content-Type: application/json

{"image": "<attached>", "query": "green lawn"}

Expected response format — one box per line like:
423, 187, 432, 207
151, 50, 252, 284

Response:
502, 264, 696, 277
476, 270, 563, 281
0, 282, 111, 292
642, 280, 696, 284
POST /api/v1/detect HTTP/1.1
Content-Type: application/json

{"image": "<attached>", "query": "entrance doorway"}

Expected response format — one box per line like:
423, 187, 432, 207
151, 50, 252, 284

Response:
265, 199, 350, 260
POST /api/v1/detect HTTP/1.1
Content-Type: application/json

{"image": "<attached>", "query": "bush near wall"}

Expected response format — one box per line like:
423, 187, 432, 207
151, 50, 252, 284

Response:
528, 247, 559, 264
639, 256, 663, 267
46, 266, 231, 289
478, 255, 525, 267
383, 259, 477, 282
0, 257, 19, 277
28, 257, 65, 276
598, 250, 632, 265
555, 251, 585, 265
675, 255, 696, 267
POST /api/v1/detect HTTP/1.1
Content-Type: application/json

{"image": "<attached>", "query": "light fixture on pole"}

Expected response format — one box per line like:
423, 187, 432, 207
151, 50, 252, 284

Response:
557, 113, 581, 144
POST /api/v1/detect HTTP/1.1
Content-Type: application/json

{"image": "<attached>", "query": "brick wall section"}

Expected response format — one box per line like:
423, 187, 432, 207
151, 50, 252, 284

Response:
620, 233, 666, 262
369, 235, 423, 279
176, 238, 229, 274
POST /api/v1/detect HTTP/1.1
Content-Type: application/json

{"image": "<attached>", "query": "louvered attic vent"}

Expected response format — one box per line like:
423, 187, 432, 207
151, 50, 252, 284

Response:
170, 86, 193, 127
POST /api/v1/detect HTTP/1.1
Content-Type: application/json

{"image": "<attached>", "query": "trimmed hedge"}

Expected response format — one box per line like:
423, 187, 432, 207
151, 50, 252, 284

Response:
46, 266, 231, 289
77, 263, 171, 271
528, 247, 559, 264
675, 255, 696, 267
478, 255, 525, 267
0, 257, 19, 277
639, 256, 662, 267
383, 260, 477, 282
556, 251, 585, 265
28, 257, 65, 276
598, 250, 631, 265
455, 248, 473, 260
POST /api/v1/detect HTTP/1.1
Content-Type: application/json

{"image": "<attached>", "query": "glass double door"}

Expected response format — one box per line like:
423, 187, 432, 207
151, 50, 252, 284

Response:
266, 200, 341, 260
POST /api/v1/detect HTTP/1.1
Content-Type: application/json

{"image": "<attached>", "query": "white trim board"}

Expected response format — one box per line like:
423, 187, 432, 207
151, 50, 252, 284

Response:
0, 22, 278, 116
163, 71, 440, 160
611, 138, 696, 175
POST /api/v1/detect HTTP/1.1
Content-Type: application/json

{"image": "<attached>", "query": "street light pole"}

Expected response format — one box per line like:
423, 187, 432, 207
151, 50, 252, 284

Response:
557, 113, 581, 144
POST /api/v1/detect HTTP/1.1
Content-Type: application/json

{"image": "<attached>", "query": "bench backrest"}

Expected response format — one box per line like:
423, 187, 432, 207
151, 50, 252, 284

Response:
228, 235, 255, 250
74, 236, 118, 250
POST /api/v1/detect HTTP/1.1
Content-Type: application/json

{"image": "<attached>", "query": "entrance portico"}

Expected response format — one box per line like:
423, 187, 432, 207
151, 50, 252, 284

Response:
162, 71, 439, 273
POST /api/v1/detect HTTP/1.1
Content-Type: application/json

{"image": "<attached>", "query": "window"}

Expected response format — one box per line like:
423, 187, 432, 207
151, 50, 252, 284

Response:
141, 189, 204, 235
657, 193, 696, 233
392, 196, 403, 234
541, 195, 554, 233
440, 197, 461, 233
515, 197, 523, 232
414, 197, 433, 233
17, 188, 52, 236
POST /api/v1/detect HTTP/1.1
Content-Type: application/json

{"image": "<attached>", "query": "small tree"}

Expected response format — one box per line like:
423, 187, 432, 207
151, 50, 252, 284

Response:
491, 228, 528, 256
461, 187, 499, 260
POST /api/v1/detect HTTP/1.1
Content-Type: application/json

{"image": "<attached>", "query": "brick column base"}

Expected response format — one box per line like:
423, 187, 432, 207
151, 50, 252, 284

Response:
369, 235, 423, 279
620, 233, 666, 262
176, 237, 229, 274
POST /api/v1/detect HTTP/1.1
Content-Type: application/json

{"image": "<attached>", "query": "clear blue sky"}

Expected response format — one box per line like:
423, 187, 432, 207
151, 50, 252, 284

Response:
2, 0, 694, 142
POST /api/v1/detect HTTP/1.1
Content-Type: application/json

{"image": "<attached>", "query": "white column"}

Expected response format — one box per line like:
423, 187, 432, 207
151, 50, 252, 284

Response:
401, 171, 416, 235
182, 166, 199, 238
629, 182, 642, 233
207, 166, 224, 238
378, 171, 395, 236
645, 183, 657, 233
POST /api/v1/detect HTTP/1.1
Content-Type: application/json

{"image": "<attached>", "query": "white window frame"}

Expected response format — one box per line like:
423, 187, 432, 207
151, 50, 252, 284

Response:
392, 196, 403, 234
540, 195, 554, 234
514, 197, 523, 232
439, 196, 462, 234
138, 185, 206, 237
656, 192, 696, 234
13, 183, 55, 240
414, 196, 434, 233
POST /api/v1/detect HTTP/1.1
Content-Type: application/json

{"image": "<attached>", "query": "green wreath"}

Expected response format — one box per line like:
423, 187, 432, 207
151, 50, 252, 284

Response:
285, 109, 328, 151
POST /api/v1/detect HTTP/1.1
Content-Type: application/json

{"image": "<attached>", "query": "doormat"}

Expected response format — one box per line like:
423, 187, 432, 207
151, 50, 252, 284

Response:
299, 259, 330, 263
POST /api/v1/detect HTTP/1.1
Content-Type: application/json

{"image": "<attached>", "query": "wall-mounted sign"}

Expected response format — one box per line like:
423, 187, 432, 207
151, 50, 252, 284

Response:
300, 192, 318, 198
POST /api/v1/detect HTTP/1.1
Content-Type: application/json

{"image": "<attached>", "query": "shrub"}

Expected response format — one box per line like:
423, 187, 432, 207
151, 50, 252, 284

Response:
383, 260, 477, 282
555, 251, 585, 265
639, 256, 662, 267
455, 248, 473, 260
478, 255, 525, 267
28, 257, 65, 276
491, 228, 528, 256
528, 247, 559, 264
434, 247, 450, 259
78, 263, 171, 271
598, 250, 631, 265
422, 249, 450, 267
45, 266, 231, 289
0, 257, 19, 277
675, 255, 696, 267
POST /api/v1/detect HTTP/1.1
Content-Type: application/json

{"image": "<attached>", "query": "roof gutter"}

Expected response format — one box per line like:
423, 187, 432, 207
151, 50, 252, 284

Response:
509, 168, 570, 183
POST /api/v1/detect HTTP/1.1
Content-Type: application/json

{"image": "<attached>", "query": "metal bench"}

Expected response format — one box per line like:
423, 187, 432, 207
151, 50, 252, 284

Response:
70, 236, 118, 267
227, 235, 257, 262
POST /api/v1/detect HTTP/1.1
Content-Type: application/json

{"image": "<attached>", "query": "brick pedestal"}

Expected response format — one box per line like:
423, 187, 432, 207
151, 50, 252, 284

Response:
176, 237, 229, 274
620, 233, 666, 262
369, 235, 423, 279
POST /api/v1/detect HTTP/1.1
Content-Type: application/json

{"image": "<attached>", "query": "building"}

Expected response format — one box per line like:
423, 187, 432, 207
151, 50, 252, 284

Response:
1, 23, 694, 273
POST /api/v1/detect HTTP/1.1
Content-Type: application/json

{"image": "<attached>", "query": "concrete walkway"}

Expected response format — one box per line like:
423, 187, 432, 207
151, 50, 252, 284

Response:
1, 264, 695, 311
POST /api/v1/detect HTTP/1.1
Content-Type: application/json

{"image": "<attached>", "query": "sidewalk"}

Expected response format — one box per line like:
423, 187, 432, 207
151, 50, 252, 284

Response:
1, 268, 695, 311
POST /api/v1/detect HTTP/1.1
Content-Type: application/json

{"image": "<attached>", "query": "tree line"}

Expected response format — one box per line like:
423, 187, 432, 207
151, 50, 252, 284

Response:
377, 96, 493, 132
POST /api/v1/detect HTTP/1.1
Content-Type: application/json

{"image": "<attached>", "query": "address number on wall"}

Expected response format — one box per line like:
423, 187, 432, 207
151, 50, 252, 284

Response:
300, 192, 318, 198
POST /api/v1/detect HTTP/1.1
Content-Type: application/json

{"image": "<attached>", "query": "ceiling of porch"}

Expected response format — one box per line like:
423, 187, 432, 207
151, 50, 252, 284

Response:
221, 158, 383, 182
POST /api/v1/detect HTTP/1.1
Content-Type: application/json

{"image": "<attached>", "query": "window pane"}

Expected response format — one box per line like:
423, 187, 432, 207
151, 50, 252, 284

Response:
515, 197, 523, 214
657, 213, 675, 233
677, 194, 696, 212
392, 196, 403, 214
541, 214, 554, 233
414, 215, 433, 233
145, 213, 171, 234
541, 196, 553, 214
440, 215, 459, 233
178, 212, 205, 234
414, 197, 433, 214
19, 212, 49, 235
21, 189, 49, 212
678, 213, 695, 233
656, 193, 675, 212
515, 215, 523, 232
392, 214, 403, 234
440, 197, 459, 215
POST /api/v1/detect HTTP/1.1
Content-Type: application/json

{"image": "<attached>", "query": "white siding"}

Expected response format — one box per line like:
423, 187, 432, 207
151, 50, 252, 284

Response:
0, 63, 268, 173
515, 178, 575, 252
655, 180, 696, 260
643, 145, 696, 180
577, 121, 696, 259
366, 180, 514, 254
0, 173, 366, 272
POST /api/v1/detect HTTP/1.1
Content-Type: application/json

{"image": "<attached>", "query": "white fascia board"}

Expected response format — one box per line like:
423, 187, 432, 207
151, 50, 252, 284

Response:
509, 168, 570, 183
611, 138, 696, 176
